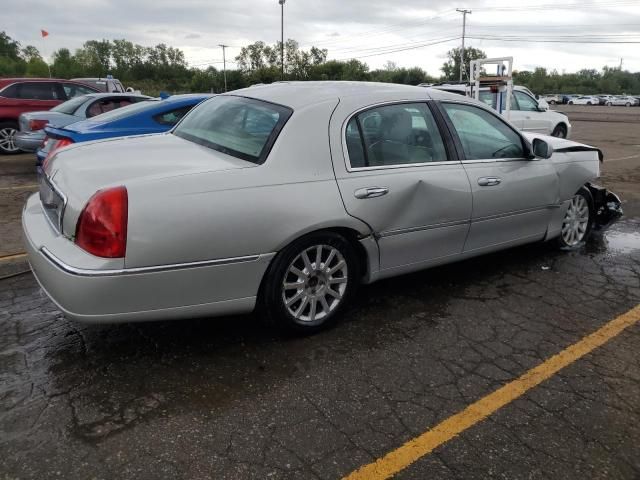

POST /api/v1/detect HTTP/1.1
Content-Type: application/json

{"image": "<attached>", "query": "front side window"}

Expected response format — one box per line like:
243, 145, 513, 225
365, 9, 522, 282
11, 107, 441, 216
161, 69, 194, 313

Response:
442, 103, 525, 160
173, 96, 292, 164
479, 91, 517, 111
514, 91, 539, 112
346, 103, 447, 168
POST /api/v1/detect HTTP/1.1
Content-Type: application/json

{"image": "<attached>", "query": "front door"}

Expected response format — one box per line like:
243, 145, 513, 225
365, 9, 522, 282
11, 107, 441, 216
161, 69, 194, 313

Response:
438, 101, 559, 254
329, 101, 472, 275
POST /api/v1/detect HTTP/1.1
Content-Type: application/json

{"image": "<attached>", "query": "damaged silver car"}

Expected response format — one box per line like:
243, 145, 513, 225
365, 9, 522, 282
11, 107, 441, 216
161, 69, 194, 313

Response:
23, 82, 622, 333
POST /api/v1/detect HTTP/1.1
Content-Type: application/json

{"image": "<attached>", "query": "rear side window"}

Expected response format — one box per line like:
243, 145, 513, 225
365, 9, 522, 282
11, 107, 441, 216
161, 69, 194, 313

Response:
153, 105, 194, 126
442, 103, 524, 160
345, 102, 448, 168
17, 82, 59, 100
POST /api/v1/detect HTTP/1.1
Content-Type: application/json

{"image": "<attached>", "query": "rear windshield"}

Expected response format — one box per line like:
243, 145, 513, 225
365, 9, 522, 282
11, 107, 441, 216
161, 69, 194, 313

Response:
50, 95, 90, 115
87, 99, 158, 122
173, 96, 292, 164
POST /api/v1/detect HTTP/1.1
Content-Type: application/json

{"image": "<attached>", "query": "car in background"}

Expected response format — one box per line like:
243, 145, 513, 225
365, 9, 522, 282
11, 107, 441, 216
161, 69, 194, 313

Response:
72, 77, 126, 93
0, 78, 99, 154
542, 94, 562, 105
609, 95, 638, 107
16, 93, 150, 153
561, 94, 578, 104
428, 84, 570, 137
24, 82, 621, 333
38, 94, 213, 166
598, 95, 615, 105
568, 96, 599, 105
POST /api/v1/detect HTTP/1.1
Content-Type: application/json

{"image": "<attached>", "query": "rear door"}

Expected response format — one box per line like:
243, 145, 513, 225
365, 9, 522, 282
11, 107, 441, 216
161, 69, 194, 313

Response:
438, 101, 559, 254
329, 100, 472, 275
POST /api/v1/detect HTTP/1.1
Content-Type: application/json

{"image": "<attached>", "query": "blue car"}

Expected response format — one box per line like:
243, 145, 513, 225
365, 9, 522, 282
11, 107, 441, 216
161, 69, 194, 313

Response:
38, 94, 213, 166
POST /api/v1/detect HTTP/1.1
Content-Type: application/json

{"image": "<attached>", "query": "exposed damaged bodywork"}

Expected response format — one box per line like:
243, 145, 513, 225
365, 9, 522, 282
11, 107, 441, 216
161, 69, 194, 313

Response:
586, 183, 623, 229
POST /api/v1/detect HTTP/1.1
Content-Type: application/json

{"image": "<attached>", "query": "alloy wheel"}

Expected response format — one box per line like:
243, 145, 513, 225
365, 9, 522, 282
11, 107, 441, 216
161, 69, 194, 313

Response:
0, 127, 19, 153
281, 244, 348, 322
561, 195, 590, 246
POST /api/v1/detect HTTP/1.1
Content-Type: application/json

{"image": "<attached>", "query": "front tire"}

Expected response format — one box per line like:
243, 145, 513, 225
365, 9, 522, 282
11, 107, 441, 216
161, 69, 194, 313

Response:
262, 232, 360, 334
557, 189, 593, 249
551, 123, 567, 138
625, 102, 631, 107
0, 121, 20, 155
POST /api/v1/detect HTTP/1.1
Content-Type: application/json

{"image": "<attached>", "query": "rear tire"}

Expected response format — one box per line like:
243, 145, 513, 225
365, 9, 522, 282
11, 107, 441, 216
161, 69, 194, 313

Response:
625, 102, 631, 107
0, 121, 20, 155
556, 188, 593, 250
551, 124, 567, 138
261, 232, 360, 334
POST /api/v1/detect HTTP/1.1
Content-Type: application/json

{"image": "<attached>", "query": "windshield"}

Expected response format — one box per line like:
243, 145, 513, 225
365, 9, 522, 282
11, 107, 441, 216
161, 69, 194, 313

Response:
87, 99, 158, 122
173, 96, 292, 164
50, 95, 89, 115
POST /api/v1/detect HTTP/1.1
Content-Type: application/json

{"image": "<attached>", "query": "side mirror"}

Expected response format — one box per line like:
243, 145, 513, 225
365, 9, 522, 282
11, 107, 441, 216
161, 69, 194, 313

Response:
532, 138, 553, 159
537, 99, 549, 111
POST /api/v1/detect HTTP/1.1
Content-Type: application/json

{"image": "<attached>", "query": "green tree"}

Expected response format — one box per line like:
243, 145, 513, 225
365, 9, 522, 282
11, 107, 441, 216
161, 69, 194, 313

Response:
441, 47, 486, 81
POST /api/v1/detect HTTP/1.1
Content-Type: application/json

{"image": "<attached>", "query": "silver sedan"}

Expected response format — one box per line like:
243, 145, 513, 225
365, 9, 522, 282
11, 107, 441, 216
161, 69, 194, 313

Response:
23, 82, 621, 333
15, 93, 150, 152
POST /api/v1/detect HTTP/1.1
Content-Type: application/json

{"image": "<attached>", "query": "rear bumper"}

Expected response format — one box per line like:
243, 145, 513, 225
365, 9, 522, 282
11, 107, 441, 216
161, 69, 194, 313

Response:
15, 131, 44, 152
23, 193, 273, 323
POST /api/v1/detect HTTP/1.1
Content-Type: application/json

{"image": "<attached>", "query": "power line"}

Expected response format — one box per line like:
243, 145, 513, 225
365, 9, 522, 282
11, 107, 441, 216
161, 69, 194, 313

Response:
331, 36, 461, 60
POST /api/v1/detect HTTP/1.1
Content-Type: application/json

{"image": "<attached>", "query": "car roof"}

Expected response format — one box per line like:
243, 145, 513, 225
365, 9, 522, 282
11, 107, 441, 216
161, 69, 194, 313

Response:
229, 81, 436, 109
82, 93, 151, 99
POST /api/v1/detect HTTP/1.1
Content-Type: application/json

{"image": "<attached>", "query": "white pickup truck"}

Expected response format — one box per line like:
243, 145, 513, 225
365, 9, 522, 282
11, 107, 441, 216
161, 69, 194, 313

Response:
425, 84, 571, 138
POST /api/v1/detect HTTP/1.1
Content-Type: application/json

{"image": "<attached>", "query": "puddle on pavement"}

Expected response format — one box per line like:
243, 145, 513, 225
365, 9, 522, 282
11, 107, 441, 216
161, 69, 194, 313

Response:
604, 230, 640, 254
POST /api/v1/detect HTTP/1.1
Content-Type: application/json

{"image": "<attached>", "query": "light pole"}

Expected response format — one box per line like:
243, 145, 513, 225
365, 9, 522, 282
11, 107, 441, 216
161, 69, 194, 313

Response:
456, 8, 471, 82
279, 0, 285, 80
219, 44, 228, 92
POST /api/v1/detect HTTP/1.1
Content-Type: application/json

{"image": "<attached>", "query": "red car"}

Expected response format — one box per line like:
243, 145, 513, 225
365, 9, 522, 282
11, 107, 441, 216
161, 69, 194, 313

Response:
0, 78, 99, 154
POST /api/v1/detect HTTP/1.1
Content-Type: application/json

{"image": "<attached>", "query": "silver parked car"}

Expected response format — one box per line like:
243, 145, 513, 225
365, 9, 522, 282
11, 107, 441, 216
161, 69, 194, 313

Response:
15, 93, 150, 152
23, 82, 621, 333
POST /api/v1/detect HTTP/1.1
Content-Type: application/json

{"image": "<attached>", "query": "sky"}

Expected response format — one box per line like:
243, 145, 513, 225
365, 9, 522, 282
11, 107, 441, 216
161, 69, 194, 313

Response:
4, 0, 640, 76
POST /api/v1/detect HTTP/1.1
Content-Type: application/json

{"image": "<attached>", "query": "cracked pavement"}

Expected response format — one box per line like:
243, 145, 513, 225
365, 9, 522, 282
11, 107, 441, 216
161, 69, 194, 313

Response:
1, 114, 640, 479
1, 217, 638, 479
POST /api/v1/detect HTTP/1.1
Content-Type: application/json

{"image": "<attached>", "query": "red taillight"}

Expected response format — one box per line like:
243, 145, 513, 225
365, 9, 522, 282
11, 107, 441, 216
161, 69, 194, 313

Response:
43, 137, 74, 169
29, 119, 48, 131
75, 186, 128, 258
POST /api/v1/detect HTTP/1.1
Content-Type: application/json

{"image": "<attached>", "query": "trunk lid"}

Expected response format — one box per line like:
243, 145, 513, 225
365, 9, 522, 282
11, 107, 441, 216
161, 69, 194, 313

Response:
44, 133, 256, 236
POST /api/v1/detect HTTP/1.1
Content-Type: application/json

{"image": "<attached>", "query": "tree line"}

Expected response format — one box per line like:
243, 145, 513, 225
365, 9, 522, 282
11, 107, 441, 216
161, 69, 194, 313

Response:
1, 31, 639, 96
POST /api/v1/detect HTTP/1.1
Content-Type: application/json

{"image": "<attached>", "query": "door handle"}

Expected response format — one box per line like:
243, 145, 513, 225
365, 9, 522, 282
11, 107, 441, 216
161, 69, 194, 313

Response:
354, 186, 389, 199
477, 177, 502, 187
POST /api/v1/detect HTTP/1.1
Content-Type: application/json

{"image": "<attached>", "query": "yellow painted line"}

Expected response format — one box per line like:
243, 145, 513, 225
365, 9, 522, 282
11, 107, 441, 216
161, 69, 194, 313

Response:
0, 253, 28, 262
343, 304, 640, 480
0, 184, 38, 191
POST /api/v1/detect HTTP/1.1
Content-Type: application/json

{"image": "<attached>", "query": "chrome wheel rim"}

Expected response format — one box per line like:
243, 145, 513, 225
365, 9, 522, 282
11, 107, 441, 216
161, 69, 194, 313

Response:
0, 127, 18, 153
282, 244, 348, 322
561, 195, 589, 246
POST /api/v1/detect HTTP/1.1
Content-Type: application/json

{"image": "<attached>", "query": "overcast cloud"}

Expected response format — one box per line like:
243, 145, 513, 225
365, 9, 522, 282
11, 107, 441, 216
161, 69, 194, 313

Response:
5, 0, 640, 75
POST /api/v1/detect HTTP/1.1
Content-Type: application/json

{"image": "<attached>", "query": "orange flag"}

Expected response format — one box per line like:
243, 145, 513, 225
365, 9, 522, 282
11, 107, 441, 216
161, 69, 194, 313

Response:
41, 29, 49, 38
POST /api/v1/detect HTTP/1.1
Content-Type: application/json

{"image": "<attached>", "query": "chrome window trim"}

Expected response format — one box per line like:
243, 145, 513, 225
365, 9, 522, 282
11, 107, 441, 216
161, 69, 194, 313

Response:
341, 99, 460, 173
40, 247, 268, 277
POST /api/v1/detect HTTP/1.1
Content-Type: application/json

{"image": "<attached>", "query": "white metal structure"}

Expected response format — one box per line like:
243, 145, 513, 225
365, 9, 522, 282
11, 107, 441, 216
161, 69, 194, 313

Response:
470, 56, 514, 120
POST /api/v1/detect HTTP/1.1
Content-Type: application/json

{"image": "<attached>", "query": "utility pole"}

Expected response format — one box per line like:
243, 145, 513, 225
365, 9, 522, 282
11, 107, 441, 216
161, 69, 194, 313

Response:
219, 44, 228, 92
456, 8, 472, 82
279, 0, 286, 80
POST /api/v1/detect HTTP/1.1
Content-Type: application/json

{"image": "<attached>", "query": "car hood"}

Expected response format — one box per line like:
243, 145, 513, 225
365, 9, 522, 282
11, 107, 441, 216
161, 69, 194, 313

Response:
46, 133, 256, 232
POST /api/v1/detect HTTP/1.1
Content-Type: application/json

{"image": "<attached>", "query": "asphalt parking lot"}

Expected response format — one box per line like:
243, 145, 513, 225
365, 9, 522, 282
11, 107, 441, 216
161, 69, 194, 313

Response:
1, 109, 639, 479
